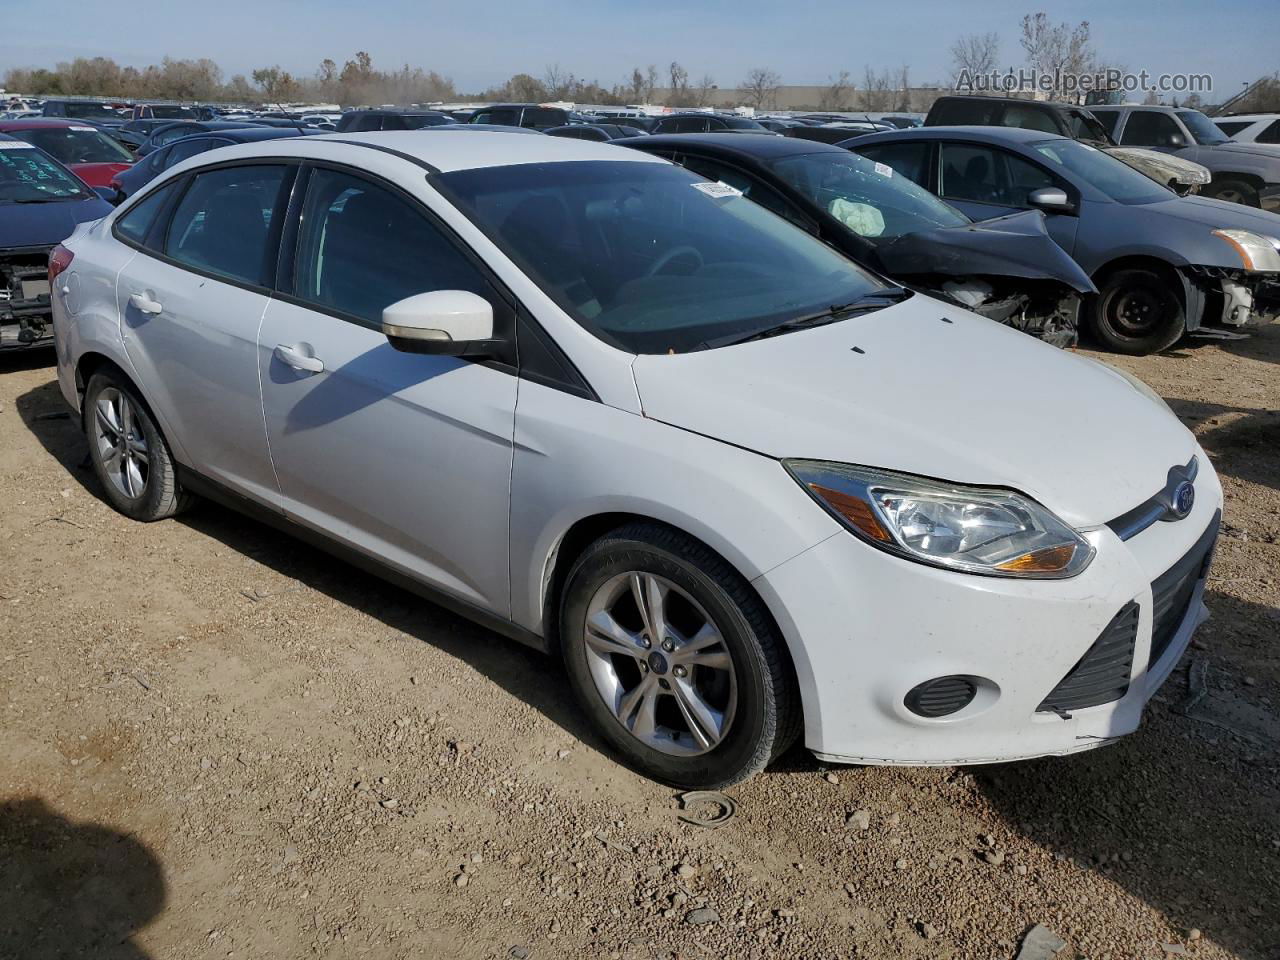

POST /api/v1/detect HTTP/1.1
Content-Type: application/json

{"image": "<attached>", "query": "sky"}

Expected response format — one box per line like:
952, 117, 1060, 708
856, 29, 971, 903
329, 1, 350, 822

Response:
0, 0, 1273, 99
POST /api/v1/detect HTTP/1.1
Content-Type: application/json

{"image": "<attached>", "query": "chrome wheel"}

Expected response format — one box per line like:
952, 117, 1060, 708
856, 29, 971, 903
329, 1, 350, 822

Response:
582, 572, 737, 756
94, 387, 149, 500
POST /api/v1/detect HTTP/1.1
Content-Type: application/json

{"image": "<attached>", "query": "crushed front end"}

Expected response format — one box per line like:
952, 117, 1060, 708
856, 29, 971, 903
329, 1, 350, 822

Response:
935, 277, 1082, 348
1182, 265, 1280, 334
1, 245, 54, 351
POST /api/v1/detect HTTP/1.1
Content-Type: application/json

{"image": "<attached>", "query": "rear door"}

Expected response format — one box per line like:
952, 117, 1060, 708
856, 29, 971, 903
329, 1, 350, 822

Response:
118, 162, 293, 503
257, 165, 518, 615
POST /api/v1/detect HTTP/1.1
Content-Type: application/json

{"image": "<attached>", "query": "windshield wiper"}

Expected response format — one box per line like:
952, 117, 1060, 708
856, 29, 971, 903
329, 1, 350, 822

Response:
695, 287, 910, 350
3, 196, 72, 204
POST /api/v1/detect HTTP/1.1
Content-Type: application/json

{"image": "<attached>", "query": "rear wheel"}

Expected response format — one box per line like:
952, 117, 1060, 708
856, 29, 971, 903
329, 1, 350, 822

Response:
1202, 178, 1259, 207
560, 523, 800, 788
84, 370, 190, 521
1090, 268, 1186, 355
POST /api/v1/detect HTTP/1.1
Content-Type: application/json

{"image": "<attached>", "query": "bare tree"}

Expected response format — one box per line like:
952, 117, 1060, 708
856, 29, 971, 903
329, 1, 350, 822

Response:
818, 70, 853, 111
667, 62, 690, 105
692, 74, 717, 108
858, 66, 892, 111
644, 65, 659, 104
950, 32, 999, 90
741, 67, 782, 110
896, 65, 912, 111
543, 63, 574, 100
1020, 12, 1094, 101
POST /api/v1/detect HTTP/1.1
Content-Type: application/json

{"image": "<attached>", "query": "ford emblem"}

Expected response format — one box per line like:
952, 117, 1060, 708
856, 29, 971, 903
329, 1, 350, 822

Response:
1171, 480, 1195, 519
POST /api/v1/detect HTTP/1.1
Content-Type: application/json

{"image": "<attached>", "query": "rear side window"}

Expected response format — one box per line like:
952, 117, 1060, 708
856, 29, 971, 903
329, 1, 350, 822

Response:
930, 99, 999, 126
115, 183, 177, 248
293, 168, 493, 325
1002, 105, 1056, 133
1119, 111, 1183, 147
854, 141, 932, 187
475, 108, 518, 126
1214, 120, 1251, 137
165, 165, 288, 287
1258, 119, 1280, 144
521, 108, 564, 130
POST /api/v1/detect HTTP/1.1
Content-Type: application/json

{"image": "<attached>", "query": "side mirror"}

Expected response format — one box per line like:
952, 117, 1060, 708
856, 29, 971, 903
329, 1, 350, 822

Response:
92, 186, 117, 202
1027, 186, 1074, 214
1166, 133, 1185, 148
381, 290, 500, 357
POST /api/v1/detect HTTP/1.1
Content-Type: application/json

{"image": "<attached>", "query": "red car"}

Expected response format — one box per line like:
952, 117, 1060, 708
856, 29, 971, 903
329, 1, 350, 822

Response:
0, 118, 135, 188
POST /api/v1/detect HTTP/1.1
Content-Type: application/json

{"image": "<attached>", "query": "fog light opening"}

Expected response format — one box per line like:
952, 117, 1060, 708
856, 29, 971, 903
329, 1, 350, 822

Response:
904, 675, 982, 718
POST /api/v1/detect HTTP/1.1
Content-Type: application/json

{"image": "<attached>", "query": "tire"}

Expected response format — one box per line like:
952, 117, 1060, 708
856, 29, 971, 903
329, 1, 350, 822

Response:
1202, 178, 1259, 207
1089, 268, 1186, 356
559, 522, 801, 789
84, 370, 190, 521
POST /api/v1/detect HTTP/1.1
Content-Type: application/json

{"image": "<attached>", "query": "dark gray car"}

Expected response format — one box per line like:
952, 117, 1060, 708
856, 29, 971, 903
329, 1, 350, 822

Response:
1089, 105, 1280, 211
844, 126, 1280, 354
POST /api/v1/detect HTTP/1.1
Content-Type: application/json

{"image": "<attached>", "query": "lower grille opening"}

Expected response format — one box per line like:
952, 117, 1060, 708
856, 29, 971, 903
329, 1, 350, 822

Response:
905, 676, 979, 718
1038, 602, 1139, 715
1149, 513, 1220, 667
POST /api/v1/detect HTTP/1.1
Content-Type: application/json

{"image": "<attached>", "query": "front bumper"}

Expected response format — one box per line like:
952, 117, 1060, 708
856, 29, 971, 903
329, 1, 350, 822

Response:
754, 455, 1223, 765
1, 245, 55, 350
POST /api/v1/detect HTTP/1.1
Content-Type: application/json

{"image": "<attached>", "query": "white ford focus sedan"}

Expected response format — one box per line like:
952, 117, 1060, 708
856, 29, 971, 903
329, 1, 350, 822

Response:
51, 132, 1221, 787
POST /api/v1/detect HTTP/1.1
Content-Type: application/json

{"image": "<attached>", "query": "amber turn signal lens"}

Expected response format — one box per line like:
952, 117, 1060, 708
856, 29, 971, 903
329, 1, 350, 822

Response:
809, 483, 893, 542
994, 544, 1077, 574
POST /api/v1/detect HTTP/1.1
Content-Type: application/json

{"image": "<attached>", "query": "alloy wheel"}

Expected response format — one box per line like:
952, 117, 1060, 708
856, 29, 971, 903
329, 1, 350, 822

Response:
94, 387, 150, 500
582, 572, 738, 756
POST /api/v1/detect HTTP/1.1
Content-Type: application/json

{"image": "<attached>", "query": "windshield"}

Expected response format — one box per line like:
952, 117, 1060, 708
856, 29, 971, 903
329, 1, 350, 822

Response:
62, 102, 119, 121
1177, 110, 1230, 145
771, 151, 969, 239
0, 143, 89, 202
1030, 139, 1170, 204
435, 160, 888, 354
1067, 110, 1112, 144
13, 127, 133, 164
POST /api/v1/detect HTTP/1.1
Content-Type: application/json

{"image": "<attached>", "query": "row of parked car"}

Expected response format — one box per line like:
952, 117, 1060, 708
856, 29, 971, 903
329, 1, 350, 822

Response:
40, 125, 1232, 786
6, 95, 1277, 358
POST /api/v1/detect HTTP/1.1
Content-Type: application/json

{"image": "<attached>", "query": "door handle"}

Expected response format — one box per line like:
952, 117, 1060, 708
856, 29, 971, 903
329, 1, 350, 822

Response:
274, 343, 324, 373
129, 292, 163, 315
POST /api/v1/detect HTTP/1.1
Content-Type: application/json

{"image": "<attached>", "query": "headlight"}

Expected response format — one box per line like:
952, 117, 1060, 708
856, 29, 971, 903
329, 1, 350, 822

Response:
784, 461, 1095, 579
1211, 229, 1280, 272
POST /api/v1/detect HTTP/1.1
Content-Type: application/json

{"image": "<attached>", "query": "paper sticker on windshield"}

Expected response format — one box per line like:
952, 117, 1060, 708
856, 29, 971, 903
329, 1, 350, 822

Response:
70, 125, 97, 132
692, 180, 743, 199
874, 162, 893, 178
0, 141, 35, 149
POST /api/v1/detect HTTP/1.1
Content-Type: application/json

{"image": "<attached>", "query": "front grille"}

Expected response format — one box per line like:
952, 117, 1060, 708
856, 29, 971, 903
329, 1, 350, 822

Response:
1038, 603, 1138, 715
1148, 512, 1220, 667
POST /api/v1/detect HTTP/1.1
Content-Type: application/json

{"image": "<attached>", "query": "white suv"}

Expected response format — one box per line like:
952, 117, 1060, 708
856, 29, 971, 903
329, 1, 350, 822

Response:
51, 131, 1221, 787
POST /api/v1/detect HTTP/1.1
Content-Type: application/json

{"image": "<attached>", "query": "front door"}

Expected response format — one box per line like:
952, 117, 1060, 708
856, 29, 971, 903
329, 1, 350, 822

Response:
257, 166, 518, 615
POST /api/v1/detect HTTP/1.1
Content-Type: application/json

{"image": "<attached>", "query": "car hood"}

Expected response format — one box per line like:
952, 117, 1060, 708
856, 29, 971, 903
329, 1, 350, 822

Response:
631, 296, 1196, 528
68, 161, 133, 187
0, 196, 113, 249
874, 209, 1096, 293
1143, 193, 1280, 236
1209, 141, 1280, 162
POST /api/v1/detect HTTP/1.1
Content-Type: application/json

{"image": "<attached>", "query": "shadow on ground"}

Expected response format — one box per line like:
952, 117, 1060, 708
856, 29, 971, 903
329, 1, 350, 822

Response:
0, 796, 165, 959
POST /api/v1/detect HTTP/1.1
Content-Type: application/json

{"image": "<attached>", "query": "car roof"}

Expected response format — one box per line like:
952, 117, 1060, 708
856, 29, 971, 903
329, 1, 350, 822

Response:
1216, 113, 1279, 122
0, 117, 102, 131
182, 126, 316, 143
842, 125, 1072, 146
169, 129, 668, 174
630, 131, 846, 160
931, 94, 1080, 110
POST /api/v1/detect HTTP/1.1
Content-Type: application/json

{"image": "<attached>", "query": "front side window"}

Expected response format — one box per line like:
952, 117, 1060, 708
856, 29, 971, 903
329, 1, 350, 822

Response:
0, 143, 89, 202
155, 125, 199, 147
294, 168, 493, 325
771, 150, 968, 238
165, 165, 288, 287
435, 160, 888, 354
115, 182, 177, 247
1177, 110, 1229, 145
1119, 111, 1183, 147
940, 143, 1059, 207
1066, 110, 1112, 143
1091, 111, 1121, 138
163, 137, 217, 169
11, 127, 133, 165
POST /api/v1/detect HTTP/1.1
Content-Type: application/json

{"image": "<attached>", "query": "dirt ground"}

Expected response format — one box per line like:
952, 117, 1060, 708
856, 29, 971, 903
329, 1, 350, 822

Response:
1, 327, 1277, 960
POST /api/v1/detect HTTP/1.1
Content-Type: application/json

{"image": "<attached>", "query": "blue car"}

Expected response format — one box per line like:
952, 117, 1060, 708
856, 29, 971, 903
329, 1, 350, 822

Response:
843, 126, 1280, 354
1, 135, 112, 351
111, 126, 323, 202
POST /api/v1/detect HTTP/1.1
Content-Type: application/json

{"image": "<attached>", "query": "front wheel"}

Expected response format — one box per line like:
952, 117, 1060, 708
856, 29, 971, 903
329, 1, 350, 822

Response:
84, 370, 190, 521
560, 523, 800, 788
1202, 178, 1259, 207
1089, 268, 1186, 355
